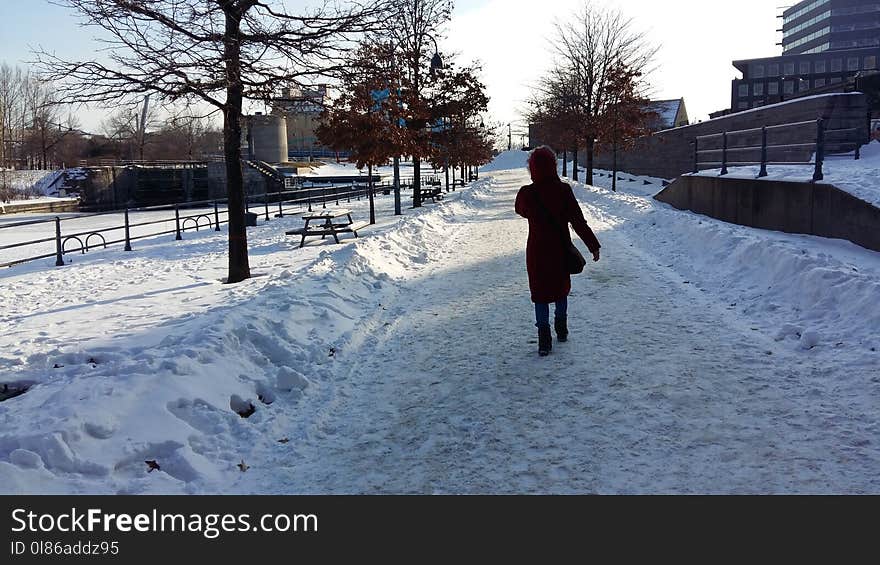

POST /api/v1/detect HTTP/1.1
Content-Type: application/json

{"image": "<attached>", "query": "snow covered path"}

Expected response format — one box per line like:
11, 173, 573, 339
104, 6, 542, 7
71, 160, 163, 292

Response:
253, 169, 879, 494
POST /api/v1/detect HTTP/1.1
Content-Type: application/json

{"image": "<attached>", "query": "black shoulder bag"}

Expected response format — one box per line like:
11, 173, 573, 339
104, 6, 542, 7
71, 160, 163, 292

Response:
532, 188, 587, 275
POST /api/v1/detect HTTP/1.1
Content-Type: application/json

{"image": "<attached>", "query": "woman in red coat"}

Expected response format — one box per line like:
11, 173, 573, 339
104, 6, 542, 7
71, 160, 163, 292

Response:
515, 146, 601, 356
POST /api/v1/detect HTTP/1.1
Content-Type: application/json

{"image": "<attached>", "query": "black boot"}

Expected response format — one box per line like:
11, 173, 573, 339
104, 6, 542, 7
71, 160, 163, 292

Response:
538, 325, 552, 357
555, 317, 568, 343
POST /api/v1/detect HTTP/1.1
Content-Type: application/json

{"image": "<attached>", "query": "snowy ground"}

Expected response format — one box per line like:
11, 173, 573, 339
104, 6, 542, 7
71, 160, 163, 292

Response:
306, 160, 446, 181
1, 170, 67, 202
0, 152, 877, 494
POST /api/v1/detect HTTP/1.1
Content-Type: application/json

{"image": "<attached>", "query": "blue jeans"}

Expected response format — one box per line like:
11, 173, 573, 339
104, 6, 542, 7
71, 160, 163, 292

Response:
535, 298, 568, 328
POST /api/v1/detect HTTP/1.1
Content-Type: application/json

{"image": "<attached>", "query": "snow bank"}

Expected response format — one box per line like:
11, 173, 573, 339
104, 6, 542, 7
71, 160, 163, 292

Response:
576, 169, 880, 359
0, 179, 493, 494
480, 150, 530, 173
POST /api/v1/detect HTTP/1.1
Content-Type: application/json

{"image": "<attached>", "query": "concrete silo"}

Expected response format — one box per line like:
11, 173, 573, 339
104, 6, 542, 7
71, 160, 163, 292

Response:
248, 113, 288, 164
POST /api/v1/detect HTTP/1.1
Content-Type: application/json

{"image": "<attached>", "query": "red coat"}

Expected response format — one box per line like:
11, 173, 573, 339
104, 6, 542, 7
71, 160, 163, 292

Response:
515, 179, 601, 304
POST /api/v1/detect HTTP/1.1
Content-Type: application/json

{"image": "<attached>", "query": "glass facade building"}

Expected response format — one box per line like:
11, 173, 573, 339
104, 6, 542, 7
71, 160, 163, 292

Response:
782, 0, 880, 55
729, 0, 879, 112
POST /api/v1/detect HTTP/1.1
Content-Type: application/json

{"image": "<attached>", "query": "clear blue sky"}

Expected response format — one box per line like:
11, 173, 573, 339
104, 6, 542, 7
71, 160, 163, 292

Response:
0, 0, 783, 133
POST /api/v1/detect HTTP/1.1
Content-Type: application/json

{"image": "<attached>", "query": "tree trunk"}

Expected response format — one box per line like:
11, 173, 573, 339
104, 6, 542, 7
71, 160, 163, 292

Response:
562, 149, 567, 177
612, 139, 618, 192
586, 138, 595, 186
413, 155, 421, 207
572, 144, 579, 183
444, 160, 449, 192
368, 163, 375, 224
223, 9, 250, 284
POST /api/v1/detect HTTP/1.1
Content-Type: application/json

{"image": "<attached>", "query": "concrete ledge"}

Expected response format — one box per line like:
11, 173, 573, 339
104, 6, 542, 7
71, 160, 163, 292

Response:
654, 175, 880, 252
0, 199, 80, 215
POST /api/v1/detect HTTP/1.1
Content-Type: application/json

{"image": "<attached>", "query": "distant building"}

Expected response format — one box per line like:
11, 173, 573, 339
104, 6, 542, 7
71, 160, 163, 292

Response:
781, 0, 880, 55
728, 0, 880, 113
271, 85, 330, 159
645, 99, 689, 131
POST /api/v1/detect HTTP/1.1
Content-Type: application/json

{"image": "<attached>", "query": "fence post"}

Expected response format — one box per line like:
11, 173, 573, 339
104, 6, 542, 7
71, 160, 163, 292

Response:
855, 143, 861, 161
264, 194, 270, 221
322, 187, 327, 209
813, 118, 825, 182
124, 208, 132, 251
307, 189, 312, 212
174, 205, 182, 240
54, 217, 64, 267
214, 200, 221, 231
758, 127, 768, 178
277, 193, 284, 218
720, 132, 728, 176
693, 138, 699, 174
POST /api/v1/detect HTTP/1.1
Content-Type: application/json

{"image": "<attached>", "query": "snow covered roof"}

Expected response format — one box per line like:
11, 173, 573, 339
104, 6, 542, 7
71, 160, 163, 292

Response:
646, 99, 687, 131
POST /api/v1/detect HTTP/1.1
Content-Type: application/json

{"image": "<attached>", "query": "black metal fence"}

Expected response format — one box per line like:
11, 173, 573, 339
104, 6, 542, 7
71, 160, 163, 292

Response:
693, 118, 864, 182
0, 176, 463, 270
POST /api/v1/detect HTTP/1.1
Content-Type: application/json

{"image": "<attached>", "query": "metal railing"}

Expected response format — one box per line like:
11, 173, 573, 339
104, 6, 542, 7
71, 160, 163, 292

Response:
693, 118, 864, 182
0, 176, 466, 270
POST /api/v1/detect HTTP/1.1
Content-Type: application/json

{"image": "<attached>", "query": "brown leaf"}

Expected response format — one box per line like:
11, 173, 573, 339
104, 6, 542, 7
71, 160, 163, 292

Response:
237, 460, 250, 472
277, 438, 290, 444
145, 460, 160, 473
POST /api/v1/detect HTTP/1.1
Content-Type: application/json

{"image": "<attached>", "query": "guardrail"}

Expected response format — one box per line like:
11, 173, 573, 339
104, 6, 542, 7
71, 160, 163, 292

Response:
693, 118, 863, 182
0, 177, 462, 270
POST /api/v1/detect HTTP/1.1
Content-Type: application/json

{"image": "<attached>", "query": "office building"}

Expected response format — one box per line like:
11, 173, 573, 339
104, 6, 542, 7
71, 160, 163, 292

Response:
730, 0, 879, 112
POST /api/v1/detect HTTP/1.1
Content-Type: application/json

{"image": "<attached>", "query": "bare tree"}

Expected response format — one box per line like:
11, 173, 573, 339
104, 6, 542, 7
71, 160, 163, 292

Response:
102, 102, 162, 162
34, 0, 391, 284
545, 1, 656, 185
0, 64, 29, 170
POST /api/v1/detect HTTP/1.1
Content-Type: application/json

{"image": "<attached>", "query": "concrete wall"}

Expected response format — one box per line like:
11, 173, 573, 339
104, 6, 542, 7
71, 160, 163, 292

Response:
590, 93, 870, 180
0, 199, 79, 215
654, 175, 880, 252
70, 165, 217, 210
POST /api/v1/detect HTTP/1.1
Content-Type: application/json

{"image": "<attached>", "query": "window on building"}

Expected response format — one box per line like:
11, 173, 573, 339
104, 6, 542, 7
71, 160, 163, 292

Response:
815, 60, 826, 73
768, 82, 779, 95
754, 83, 764, 95
866, 56, 877, 70
784, 62, 795, 75
738, 102, 749, 110
784, 81, 795, 94
753, 64, 765, 78
800, 61, 811, 74
830, 76, 842, 84
768, 63, 780, 77
738, 84, 749, 97
815, 78, 826, 87
847, 57, 860, 71
831, 58, 843, 72
799, 79, 810, 91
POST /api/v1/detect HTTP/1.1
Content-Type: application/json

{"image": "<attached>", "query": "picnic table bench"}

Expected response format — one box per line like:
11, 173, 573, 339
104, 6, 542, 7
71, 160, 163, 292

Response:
285, 208, 369, 248
414, 182, 444, 203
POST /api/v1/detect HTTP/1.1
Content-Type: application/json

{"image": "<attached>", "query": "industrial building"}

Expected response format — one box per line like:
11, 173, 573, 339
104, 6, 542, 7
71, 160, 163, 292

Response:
271, 85, 331, 160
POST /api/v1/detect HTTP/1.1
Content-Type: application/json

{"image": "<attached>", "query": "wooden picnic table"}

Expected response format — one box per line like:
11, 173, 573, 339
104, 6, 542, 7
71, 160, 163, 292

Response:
285, 208, 369, 248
